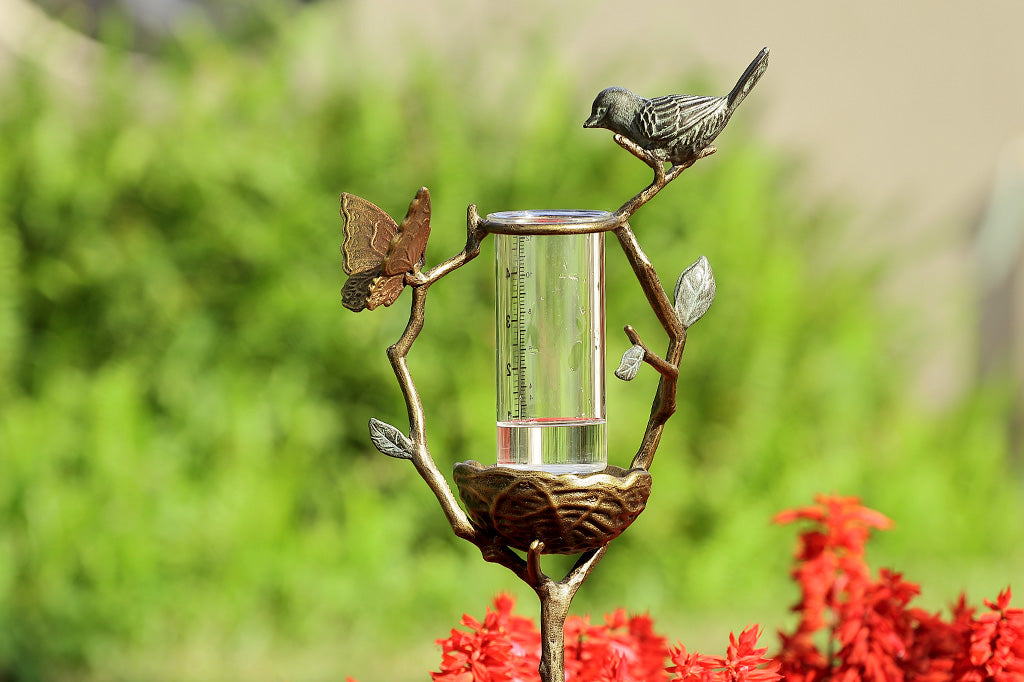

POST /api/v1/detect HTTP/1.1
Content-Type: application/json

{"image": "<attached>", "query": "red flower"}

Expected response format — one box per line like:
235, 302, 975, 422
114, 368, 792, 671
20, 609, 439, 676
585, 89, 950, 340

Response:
772, 629, 828, 682
719, 626, 782, 682
565, 609, 670, 682
668, 626, 779, 682
666, 644, 718, 682
433, 595, 676, 682
955, 587, 1024, 681
831, 569, 919, 681
902, 605, 963, 682
773, 494, 1024, 682
432, 593, 540, 682
773, 494, 893, 536
419, 495, 1023, 682
773, 494, 901, 680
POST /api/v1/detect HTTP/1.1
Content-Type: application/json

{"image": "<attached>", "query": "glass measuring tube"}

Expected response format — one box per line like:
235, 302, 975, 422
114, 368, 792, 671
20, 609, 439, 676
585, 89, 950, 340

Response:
491, 210, 609, 473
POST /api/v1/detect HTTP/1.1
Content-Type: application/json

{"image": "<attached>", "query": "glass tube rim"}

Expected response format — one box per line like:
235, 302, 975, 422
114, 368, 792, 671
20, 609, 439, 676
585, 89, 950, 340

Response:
483, 209, 618, 235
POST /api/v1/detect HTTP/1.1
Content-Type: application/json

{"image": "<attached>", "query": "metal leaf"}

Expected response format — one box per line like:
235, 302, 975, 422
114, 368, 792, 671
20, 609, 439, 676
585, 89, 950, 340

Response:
368, 418, 414, 460
614, 344, 645, 381
673, 255, 716, 328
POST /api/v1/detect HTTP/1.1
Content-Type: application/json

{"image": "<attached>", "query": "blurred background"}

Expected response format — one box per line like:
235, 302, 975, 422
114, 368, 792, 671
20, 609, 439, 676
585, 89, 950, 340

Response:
2, 0, 1023, 680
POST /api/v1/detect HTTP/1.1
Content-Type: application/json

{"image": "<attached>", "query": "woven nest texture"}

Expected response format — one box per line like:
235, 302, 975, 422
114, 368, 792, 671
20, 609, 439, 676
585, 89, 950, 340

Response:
453, 461, 652, 554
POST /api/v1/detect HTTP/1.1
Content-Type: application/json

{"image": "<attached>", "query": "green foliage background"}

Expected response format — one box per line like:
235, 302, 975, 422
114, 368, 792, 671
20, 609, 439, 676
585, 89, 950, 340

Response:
1, 4, 1021, 681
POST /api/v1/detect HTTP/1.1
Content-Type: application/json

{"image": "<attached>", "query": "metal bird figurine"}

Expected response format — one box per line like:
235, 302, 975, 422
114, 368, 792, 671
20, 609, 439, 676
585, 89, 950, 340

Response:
583, 47, 769, 167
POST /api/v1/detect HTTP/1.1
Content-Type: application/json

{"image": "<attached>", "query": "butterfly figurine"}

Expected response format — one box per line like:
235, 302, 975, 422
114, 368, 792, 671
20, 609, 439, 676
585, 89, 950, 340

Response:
340, 187, 432, 312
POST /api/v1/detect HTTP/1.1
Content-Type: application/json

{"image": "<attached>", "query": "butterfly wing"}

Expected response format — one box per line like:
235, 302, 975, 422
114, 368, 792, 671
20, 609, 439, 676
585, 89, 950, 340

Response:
381, 187, 431, 277
340, 193, 398, 275
341, 267, 405, 312
367, 274, 405, 310
341, 269, 376, 312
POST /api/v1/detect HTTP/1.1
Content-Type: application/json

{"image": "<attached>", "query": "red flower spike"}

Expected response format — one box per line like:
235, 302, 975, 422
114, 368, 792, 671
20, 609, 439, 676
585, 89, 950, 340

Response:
432, 594, 541, 682
773, 495, 1024, 682
721, 626, 781, 682
955, 587, 1024, 681
667, 627, 779, 682
561, 609, 672, 681
774, 494, 893, 557
666, 644, 719, 682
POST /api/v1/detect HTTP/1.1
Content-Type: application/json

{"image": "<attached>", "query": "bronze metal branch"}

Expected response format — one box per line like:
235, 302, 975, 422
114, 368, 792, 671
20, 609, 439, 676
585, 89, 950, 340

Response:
624, 324, 678, 382
613, 136, 717, 221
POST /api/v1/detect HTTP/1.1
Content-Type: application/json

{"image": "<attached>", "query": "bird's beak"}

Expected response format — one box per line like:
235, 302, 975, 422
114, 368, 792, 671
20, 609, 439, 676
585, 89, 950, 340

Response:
583, 113, 601, 128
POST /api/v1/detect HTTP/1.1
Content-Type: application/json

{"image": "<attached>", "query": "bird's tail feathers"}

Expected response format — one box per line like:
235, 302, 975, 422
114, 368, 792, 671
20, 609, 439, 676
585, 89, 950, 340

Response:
727, 47, 770, 110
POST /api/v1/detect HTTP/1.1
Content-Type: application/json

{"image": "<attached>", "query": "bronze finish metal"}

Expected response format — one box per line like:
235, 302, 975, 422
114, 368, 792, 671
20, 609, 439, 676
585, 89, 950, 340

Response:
340, 187, 432, 311
341, 120, 731, 680
453, 462, 652, 555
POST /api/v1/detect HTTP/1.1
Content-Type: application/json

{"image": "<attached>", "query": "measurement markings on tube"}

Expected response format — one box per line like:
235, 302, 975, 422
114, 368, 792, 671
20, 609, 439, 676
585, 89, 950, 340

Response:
507, 235, 530, 420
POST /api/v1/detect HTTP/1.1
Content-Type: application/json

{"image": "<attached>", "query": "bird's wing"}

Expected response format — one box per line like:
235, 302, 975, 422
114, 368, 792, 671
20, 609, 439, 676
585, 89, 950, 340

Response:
638, 95, 726, 144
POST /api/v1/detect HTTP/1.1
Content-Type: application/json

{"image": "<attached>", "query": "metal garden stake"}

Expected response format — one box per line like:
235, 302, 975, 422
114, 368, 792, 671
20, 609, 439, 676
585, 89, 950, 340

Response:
338, 48, 769, 682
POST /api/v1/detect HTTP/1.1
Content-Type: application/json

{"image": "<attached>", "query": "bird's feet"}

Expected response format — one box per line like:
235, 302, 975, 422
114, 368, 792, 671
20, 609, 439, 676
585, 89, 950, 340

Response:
613, 134, 662, 169
695, 145, 717, 161
613, 135, 718, 186
662, 145, 718, 184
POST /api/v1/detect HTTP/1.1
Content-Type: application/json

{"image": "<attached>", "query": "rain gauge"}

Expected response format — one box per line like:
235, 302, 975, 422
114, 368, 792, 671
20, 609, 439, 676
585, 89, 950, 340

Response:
491, 210, 609, 473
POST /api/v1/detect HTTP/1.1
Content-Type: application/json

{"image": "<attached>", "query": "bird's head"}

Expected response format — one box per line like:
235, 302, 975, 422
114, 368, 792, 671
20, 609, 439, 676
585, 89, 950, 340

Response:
583, 87, 641, 134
